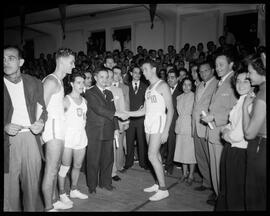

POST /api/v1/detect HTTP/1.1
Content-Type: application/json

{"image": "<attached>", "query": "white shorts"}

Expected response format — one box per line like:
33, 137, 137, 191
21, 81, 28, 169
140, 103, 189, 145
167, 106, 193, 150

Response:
64, 128, 88, 150
42, 118, 65, 143
144, 114, 166, 134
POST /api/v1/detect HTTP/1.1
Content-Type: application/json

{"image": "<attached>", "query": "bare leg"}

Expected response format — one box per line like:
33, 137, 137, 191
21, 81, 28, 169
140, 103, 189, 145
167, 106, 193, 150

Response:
188, 164, 196, 179
183, 164, 188, 177
148, 133, 166, 187
42, 139, 64, 210
58, 148, 73, 194
71, 148, 86, 188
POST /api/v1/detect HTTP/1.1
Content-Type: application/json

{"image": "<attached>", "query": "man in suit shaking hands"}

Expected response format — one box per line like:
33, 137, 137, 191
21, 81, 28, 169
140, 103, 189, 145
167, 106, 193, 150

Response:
84, 67, 128, 193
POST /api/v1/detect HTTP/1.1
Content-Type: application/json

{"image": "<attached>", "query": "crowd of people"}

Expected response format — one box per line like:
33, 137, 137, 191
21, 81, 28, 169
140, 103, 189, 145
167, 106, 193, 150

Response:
3, 31, 266, 211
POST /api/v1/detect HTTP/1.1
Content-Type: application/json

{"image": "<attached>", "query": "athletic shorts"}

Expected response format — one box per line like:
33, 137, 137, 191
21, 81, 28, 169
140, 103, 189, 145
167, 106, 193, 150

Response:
42, 118, 65, 143
64, 128, 88, 150
144, 114, 166, 134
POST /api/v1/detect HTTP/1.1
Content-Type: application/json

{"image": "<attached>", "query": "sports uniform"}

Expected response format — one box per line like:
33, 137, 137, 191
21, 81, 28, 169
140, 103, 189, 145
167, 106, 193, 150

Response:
42, 74, 65, 142
144, 80, 166, 134
64, 95, 88, 149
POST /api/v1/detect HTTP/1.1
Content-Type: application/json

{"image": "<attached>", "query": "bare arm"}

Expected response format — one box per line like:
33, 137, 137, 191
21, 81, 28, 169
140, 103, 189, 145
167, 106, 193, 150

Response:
159, 82, 174, 143
243, 96, 266, 139
126, 102, 146, 117
43, 76, 59, 107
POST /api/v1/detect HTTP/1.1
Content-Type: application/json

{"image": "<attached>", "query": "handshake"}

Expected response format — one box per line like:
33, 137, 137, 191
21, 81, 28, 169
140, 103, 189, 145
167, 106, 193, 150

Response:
115, 111, 130, 121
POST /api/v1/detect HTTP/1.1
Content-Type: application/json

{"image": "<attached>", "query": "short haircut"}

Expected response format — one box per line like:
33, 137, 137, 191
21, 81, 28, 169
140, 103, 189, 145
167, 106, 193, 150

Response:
56, 48, 75, 59
142, 59, 159, 72
178, 67, 188, 74
112, 65, 121, 71
199, 60, 214, 70
93, 66, 108, 76
132, 65, 141, 73
4, 45, 23, 59
69, 71, 86, 83
215, 50, 235, 64
105, 56, 114, 62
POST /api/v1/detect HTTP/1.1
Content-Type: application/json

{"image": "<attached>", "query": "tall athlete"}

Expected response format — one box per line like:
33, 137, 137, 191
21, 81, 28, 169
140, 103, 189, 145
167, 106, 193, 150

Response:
42, 48, 75, 211
125, 59, 173, 201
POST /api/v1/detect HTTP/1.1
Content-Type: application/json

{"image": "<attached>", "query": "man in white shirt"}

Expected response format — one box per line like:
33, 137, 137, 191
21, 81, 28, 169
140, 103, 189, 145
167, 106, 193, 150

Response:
112, 34, 122, 52
123, 35, 131, 51
4, 45, 47, 211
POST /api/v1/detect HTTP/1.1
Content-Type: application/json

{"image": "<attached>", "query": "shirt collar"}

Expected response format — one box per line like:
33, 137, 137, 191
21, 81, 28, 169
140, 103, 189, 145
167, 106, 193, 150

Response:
221, 70, 234, 83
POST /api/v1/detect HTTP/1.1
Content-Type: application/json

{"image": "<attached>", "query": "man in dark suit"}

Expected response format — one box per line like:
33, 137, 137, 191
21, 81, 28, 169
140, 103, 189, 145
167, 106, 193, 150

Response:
4, 45, 47, 211
84, 67, 128, 193
161, 69, 183, 174
121, 66, 149, 171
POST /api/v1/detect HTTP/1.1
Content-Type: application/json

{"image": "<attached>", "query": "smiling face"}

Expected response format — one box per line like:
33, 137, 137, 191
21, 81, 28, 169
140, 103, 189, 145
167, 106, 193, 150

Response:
95, 70, 108, 89
84, 72, 92, 88
131, 67, 141, 81
167, 72, 178, 88
4, 48, 24, 76
71, 76, 85, 94
182, 79, 192, 94
215, 55, 233, 78
199, 63, 214, 82
236, 73, 251, 96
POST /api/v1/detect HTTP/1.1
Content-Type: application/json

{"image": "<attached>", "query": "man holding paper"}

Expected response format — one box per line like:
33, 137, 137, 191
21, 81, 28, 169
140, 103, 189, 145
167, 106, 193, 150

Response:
4, 45, 47, 211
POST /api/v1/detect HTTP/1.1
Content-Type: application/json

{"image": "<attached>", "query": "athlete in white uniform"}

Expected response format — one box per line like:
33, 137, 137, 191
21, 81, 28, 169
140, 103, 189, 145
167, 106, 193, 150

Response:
58, 72, 89, 206
42, 48, 75, 212
144, 79, 166, 134
126, 59, 174, 201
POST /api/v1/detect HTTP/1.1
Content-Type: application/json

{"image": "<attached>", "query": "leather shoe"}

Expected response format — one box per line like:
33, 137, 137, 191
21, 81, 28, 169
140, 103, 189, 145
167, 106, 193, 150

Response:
88, 188, 96, 194
206, 198, 216, 206
119, 168, 128, 173
102, 185, 115, 191
112, 175, 121, 181
194, 185, 211, 191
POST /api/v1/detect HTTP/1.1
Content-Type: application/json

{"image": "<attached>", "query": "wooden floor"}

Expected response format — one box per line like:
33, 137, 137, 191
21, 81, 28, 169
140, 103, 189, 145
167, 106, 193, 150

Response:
61, 163, 214, 212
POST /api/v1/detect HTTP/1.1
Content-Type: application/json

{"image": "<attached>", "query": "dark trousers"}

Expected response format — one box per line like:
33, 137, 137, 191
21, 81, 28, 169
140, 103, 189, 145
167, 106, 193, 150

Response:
4, 132, 43, 211
161, 126, 176, 170
245, 137, 266, 210
216, 142, 246, 211
125, 121, 148, 168
86, 138, 114, 190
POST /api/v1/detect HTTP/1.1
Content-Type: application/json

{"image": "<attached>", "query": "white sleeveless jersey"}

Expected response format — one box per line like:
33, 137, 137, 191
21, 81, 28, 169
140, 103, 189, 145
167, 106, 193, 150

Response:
145, 80, 166, 116
65, 95, 87, 131
42, 74, 65, 120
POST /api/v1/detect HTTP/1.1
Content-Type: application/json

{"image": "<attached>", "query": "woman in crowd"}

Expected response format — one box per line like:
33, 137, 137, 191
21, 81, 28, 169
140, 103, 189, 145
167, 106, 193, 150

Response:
58, 72, 89, 207
174, 77, 197, 186
216, 63, 254, 210
242, 55, 266, 210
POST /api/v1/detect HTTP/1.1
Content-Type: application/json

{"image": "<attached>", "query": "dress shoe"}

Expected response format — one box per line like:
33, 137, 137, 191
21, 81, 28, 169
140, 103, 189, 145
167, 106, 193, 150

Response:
119, 168, 128, 173
206, 198, 216, 206
194, 185, 211, 191
112, 175, 121, 181
88, 188, 96, 194
185, 177, 194, 186
102, 185, 115, 191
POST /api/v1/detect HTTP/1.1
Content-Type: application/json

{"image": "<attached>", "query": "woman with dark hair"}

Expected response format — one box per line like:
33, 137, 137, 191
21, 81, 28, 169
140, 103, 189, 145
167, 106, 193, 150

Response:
242, 56, 266, 210
216, 62, 253, 210
58, 71, 89, 207
174, 77, 196, 186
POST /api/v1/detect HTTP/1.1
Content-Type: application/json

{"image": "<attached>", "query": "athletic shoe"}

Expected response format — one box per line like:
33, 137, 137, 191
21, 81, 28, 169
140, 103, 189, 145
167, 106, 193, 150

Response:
47, 208, 58, 212
70, 189, 88, 199
149, 189, 169, 201
143, 184, 159, 193
60, 193, 73, 206
53, 200, 73, 210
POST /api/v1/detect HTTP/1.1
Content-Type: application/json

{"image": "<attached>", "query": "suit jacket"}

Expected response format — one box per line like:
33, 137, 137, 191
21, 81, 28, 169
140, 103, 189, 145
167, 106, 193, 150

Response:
85, 85, 119, 141
192, 77, 218, 138
107, 86, 126, 132
4, 74, 48, 173
119, 83, 130, 111
128, 81, 148, 123
207, 72, 237, 145
170, 83, 183, 131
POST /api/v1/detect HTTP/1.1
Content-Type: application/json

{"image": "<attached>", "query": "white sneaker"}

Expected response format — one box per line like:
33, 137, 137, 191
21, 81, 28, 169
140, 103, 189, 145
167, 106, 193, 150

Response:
143, 184, 159, 193
47, 208, 58, 212
53, 200, 73, 210
149, 189, 169, 201
70, 189, 88, 199
60, 193, 74, 205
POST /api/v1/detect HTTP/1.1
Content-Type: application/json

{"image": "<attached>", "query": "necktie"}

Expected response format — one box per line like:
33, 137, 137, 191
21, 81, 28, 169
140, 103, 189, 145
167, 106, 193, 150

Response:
102, 90, 106, 99
134, 83, 138, 93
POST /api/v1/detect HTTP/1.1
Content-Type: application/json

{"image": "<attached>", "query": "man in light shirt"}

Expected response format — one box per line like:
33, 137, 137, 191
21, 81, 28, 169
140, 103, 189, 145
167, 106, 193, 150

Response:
112, 33, 121, 52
